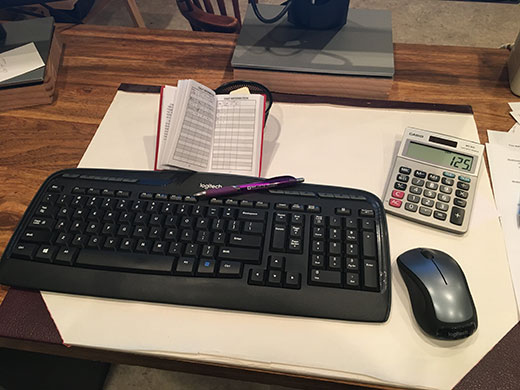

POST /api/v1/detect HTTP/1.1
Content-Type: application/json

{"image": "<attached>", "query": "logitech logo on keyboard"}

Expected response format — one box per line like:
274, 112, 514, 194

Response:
199, 183, 223, 190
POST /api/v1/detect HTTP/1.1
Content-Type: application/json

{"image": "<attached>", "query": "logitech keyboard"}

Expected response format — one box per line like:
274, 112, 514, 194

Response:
0, 169, 391, 322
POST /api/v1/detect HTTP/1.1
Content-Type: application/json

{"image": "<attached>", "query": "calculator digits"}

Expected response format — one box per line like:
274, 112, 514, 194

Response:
383, 128, 484, 234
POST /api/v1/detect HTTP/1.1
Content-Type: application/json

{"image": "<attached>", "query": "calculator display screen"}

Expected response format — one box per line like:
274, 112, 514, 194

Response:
405, 141, 474, 172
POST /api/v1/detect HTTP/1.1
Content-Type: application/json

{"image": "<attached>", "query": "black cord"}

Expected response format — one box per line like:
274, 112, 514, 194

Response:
248, 0, 292, 24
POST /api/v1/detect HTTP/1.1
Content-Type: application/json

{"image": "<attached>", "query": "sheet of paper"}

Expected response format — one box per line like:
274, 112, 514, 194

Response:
58, 92, 518, 390
511, 111, 520, 124
210, 95, 264, 175
486, 129, 520, 313
164, 80, 217, 171
0, 42, 45, 83
487, 129, 520, 148
509, 102, 520, 113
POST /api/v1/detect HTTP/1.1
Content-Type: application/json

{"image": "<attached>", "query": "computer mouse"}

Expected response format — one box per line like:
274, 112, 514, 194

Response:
397, 248, 478, 340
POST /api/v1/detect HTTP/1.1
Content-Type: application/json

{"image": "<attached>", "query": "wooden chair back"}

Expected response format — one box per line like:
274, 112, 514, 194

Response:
176, 0, 254, 33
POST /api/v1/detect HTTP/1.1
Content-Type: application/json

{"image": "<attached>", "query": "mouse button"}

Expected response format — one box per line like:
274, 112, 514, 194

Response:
420, 249, 435, 259
399, 255, 446, 289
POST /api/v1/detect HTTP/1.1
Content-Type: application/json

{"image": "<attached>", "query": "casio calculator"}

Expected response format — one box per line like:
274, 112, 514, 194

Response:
383, 127, 484, 234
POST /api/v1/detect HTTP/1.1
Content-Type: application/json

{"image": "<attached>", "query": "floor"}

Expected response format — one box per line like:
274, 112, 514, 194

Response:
4, 1, 519, 389
87, 0, 520, 48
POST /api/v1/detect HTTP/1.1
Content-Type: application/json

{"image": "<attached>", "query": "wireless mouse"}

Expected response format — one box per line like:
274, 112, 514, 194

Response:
397, 248, 478, 340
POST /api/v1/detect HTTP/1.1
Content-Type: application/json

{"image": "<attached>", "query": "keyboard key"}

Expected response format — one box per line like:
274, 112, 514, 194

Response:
35, 245, 57, 262
55, 247, 78, 265
271, 225, 287, 251
218, 261, 242, 278
197, 259, 216, 276
21, 230, 52, 243
29, 217, 53, 230
346, 272, 360, 288
285, 272, 301, 289
238, 210, 266, 221
310, 269, 341, 287
218, 247, 261, 264
363, 231, 376, 258
11, 243, 38, 260
363, 260, 378, 289
175, 258, 195, 275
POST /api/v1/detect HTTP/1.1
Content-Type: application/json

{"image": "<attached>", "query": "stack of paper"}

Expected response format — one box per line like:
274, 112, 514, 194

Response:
486, 101, 520, 312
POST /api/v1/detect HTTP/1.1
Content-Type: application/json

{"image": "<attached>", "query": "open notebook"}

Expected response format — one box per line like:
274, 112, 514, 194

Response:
155, 79, 265, 176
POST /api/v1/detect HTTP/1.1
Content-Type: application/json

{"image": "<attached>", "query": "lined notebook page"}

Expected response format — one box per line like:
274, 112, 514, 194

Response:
210, 95, 264, 175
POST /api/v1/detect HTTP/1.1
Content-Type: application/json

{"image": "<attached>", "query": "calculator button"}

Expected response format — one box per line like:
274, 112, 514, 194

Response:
443, 171, 456, 178
455, 189, 468, 199
412, 178, 425, 186
424, 190, 436, 199
440, 185, 452, 194
392, 190, 405, 199
421, 198, 434, 207
414, 170, 427, 179
454, 198, 467, 208
438, 194, 451, 203
407, 194, 420, 203
450, 207, 465, 226
457, 182, 470, 191
435, 202, 449, 212
426, 182, 438, 190
458, 176, 471, 183
399, 166, 411, 174
405, 203, 418, 212
433, 211, 447, 221
410, 186, 422, 195
397, 174, 409, 183
427, 174, 440, 182
394, 182, 407, 191
441, 177, 454, 186
419, 207, 432, 216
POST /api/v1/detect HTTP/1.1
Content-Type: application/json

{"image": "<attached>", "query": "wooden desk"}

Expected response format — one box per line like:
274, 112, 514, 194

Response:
0, 25, 519, 389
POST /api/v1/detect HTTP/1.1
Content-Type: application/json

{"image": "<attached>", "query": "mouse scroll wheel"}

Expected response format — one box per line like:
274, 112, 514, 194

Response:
420, 249, 435, 259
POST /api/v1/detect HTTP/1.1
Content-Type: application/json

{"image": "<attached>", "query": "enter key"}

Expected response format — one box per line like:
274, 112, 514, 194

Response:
229, 233, 263, 248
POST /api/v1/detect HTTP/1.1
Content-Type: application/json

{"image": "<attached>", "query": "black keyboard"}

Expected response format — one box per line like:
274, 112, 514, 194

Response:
0, 169, 391, 322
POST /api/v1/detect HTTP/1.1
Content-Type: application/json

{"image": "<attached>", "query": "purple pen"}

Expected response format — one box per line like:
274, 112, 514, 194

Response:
193, 176, 305, 198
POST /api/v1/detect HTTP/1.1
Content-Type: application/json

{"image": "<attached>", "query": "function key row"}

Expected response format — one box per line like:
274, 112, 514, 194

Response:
269, 188, 368, 201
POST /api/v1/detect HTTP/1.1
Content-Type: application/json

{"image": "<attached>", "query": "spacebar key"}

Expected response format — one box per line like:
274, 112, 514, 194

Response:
218, 247, 261, 264
76, 249, 174, 274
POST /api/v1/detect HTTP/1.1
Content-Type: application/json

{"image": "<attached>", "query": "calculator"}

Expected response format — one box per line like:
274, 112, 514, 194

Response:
383, 127, 484, 234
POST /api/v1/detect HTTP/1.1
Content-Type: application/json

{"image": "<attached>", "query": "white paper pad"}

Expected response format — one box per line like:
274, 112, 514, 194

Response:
44, 91, 519, 390
0, 42, 45, 83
